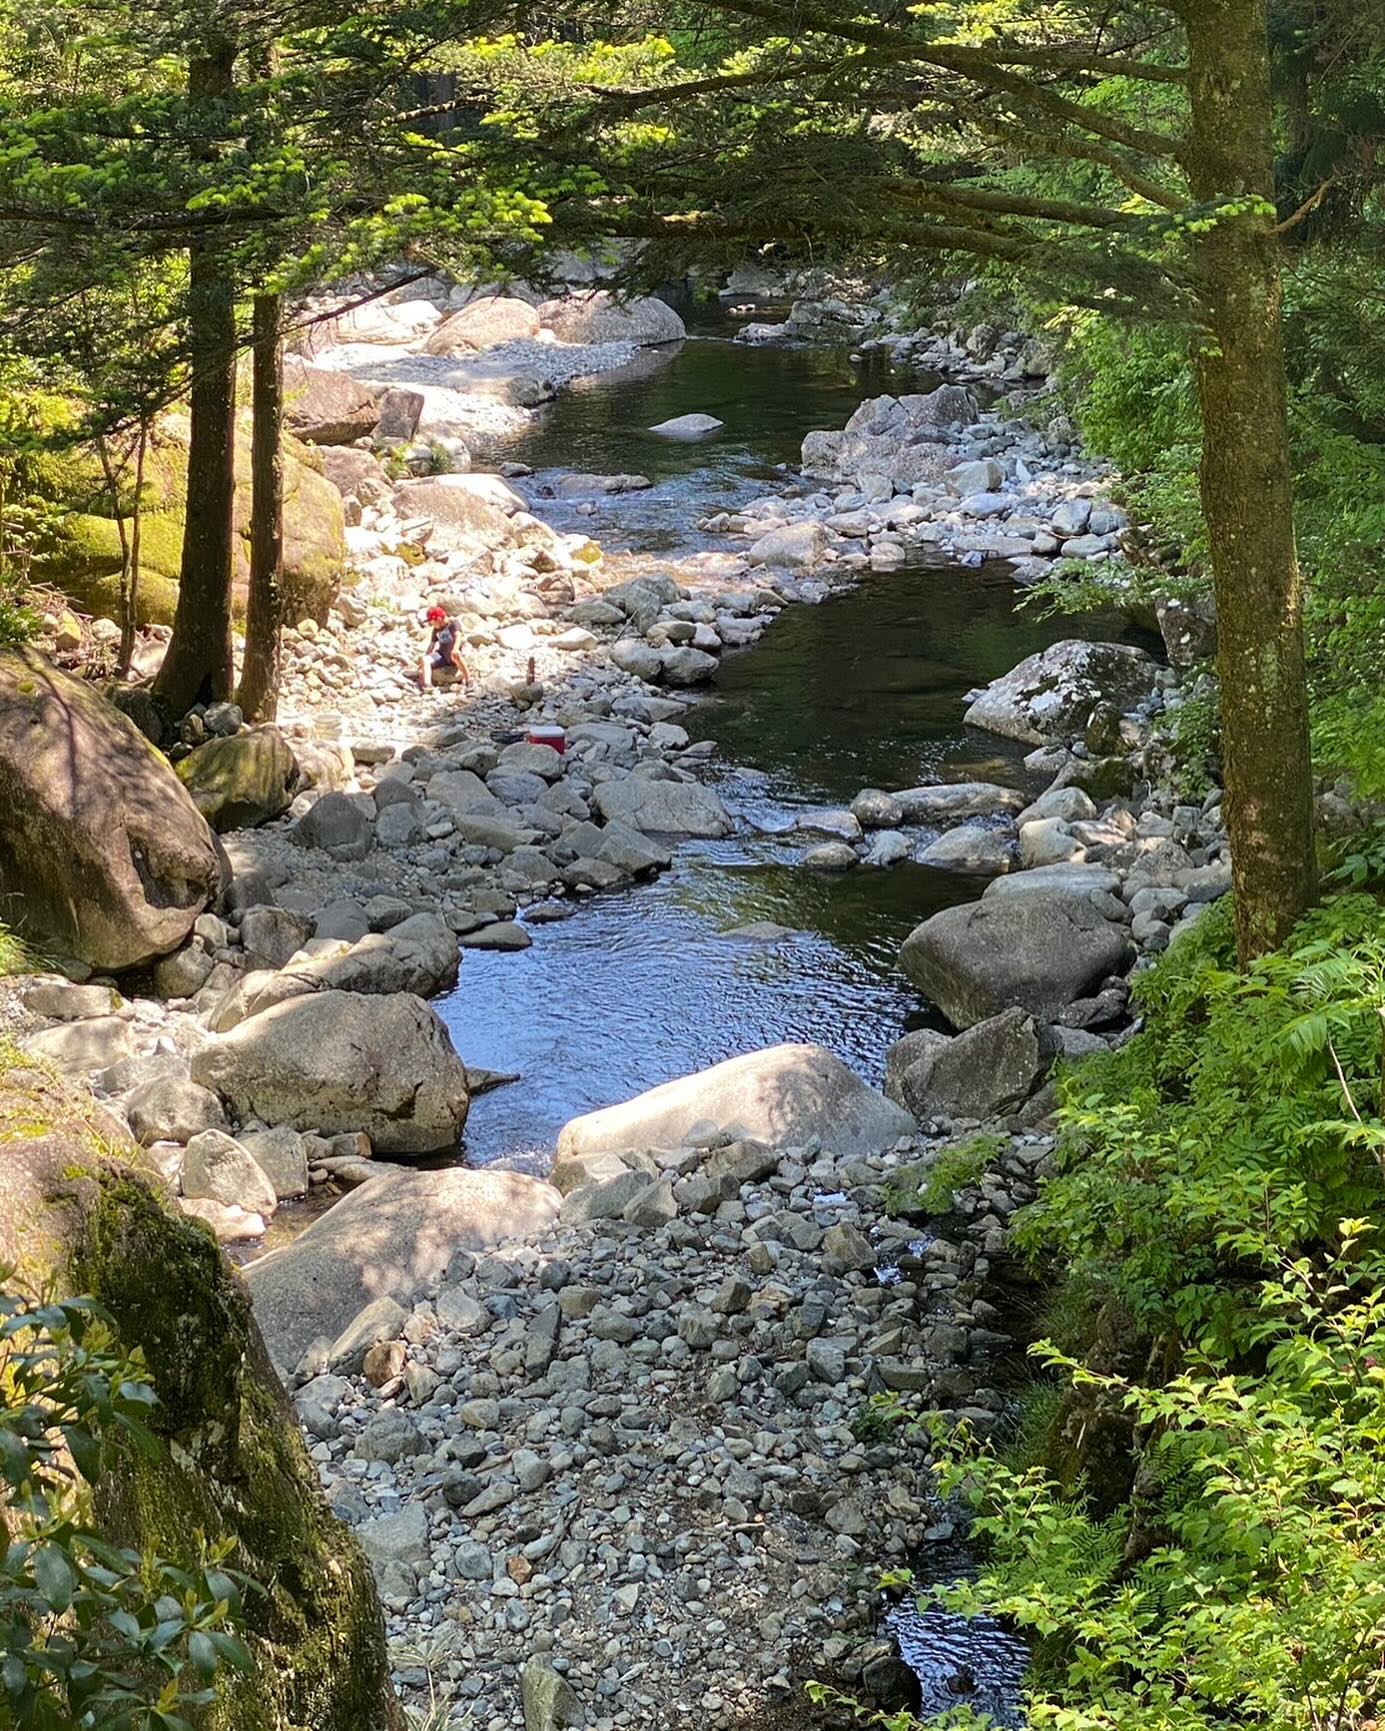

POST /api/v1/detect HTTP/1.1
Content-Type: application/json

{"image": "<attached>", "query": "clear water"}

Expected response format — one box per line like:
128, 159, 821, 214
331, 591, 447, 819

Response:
477, 308, 926, 553
440, 320, 1148, 1164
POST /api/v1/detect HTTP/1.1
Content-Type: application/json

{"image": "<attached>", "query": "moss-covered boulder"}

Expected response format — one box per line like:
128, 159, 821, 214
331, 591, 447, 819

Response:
0, 1057, 401, 1731
29, 405, 345, 628
177, 727, 300, 831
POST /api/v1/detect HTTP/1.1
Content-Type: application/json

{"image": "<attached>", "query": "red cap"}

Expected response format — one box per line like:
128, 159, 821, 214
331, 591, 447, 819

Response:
426, 605, 447, 624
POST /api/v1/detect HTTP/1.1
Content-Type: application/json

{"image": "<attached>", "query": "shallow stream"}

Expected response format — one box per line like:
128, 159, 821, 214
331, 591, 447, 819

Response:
444, 317, 1145, 1163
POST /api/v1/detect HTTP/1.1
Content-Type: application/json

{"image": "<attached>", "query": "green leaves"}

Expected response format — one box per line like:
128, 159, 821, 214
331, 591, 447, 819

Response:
0, 1281, 255, 1731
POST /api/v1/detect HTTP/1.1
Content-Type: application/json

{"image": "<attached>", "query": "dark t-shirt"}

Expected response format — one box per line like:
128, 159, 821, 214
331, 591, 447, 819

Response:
429, 621, 458, 660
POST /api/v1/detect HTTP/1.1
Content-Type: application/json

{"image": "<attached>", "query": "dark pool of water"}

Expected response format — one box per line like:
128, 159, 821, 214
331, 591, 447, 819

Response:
479, 312, 925, 554
440, 553, 1146, 1163
888, 1542, 1030, 1727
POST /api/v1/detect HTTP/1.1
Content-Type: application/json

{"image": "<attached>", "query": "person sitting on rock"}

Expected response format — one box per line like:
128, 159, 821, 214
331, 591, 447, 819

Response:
418, 604, 468, 690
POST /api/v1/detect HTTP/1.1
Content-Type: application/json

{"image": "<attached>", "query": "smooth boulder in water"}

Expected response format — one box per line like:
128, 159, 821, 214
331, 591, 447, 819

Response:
962, 639, 1159, 745
900, 891, 1132, 1029
556, 1043, 914, 1161
648, 412, 724, 440
191, 989, 470, 1153
243, 1165, 562, 1374
592, 776, 733, 838
0, 649, 225, 970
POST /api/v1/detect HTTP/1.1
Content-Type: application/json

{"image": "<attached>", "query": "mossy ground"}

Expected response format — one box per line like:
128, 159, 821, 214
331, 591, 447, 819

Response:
0, 1054, 398, 1731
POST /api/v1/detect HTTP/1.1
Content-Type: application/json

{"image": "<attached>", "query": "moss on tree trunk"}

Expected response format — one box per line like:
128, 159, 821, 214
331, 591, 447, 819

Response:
1187, 0, 1317, 960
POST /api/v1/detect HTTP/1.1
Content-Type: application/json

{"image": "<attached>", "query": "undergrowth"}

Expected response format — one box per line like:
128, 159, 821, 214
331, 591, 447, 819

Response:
886, 1133, 1004, 1217
0, 922, 27, 977
902, 892, 1385, 1731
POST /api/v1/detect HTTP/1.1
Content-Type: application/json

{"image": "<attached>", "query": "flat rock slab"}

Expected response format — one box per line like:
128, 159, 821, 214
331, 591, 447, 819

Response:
556, 1043, 913, 1160
243, 1165, 561, 1374
592, 777, 732, 838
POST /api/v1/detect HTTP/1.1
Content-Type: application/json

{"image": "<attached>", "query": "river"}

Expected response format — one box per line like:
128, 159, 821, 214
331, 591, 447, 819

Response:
442, 314, 1146, 1164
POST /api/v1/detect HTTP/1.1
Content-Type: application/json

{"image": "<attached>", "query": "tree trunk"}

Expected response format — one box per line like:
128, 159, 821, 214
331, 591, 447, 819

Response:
1186, 0, 1317, 962
237, 293, 284, 721
95, 436, 134, 670
153, 42, 238, 714
127, 422, 146, 678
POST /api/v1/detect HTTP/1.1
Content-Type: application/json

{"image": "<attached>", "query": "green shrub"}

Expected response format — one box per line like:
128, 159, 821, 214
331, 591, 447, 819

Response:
888, 1134, 1005, 1217
1018, 894, 1385, 1355
0, 1282, 252, 1731
932, 1226, 1385, 1731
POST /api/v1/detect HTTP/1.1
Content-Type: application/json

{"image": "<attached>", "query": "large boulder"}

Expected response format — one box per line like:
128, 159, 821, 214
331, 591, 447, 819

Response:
175, 727, 299, 831
319, 445, 392, 506
0, 651, 224, 970
556, 1043, 914, 1161
963, 640, 1160, 745
900, 891, 1132, 1029
592, 776, 733, 837
190, 990, 470, 1153
282, 357, 380, 445
397, 473, 518, 555
886, 1009, 1058, 1121
538, 292, 686, 347
803, 387, 976, 491
242, 1166, 561, 1373
0, 1063, 398, 1731
423, 297, 541, 353
35, 410, 344, 628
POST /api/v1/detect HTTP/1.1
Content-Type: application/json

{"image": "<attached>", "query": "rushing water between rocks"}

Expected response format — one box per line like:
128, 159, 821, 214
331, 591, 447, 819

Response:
443, 318, 1147, 1164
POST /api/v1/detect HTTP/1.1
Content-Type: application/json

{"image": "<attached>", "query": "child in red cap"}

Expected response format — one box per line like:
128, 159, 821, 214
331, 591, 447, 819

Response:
418, 604, 468, 691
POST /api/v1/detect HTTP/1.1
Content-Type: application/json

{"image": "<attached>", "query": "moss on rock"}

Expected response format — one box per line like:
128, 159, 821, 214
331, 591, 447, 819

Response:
0, 1058, 400, 1731
26, 406, 345, 629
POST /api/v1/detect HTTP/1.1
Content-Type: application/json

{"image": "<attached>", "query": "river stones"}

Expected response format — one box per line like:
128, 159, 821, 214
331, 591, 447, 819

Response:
900, 891, 1132, 1029
556, 1043, 914, 1161
885, 1009, 1058, 1122
962, 639, 1159, 745
191, 989, 470, 1153
242, 1165, 561, 1373
592, 776, 732, 837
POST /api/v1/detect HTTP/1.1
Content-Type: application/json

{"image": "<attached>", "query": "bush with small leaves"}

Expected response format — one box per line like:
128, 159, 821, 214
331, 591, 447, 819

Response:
0, 1281, 253, 1731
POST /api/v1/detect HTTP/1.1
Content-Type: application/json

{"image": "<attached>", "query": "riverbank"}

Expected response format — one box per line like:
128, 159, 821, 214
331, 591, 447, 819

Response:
3, 284, 1229, 1728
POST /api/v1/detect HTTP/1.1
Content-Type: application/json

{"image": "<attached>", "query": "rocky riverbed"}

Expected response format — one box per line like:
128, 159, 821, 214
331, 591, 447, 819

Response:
3, 277, 1268, 1728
